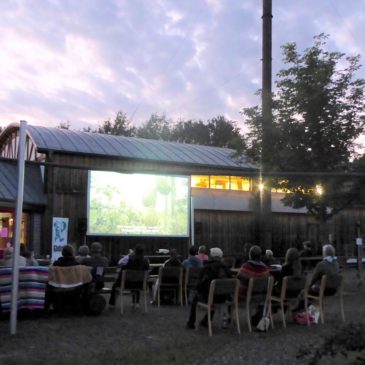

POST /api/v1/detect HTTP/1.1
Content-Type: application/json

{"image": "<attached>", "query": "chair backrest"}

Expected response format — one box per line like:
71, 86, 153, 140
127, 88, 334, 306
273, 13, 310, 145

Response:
207, 278, 239, 305
185, 267, 202, 288
159, 266, 182, 284
246, 276, 274, 304
323, 273, 342, 296
121, 269, 148, 290
282, 275, 307, 298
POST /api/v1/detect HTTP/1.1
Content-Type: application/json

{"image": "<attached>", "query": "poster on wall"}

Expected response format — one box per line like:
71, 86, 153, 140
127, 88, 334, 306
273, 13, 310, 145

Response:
51, 217, 69, 261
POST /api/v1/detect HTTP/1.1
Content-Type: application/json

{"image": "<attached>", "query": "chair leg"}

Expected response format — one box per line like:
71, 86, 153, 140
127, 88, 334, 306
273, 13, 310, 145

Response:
120, 292, 124, 315
234, 302, 241, 335
144, 289, 148, 313
280, 301, 286, 328
304, 296, 311, 327
157, 287, 160, 307
246, 303, 252, 333
319, 297, 324, 324
340, 293, 345, 322
207, 307, 212, 336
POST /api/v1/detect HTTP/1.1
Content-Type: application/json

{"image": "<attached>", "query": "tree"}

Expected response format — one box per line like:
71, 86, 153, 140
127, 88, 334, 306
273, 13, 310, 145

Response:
242, 34, 365, 227
136, 113, 171, 140
96, 111, 136, 136
57, 121, 71, 129
170, 119, 211, 145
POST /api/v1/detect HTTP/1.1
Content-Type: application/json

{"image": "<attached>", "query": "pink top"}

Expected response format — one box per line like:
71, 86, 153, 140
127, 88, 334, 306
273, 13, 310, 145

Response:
196, 253, 209, 261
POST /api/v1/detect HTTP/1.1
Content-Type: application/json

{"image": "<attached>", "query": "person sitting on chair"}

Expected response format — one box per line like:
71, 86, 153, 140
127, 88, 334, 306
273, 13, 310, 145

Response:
186, 247, 232, 329
182, 246, 203, 269
163, 249, 182, 267
53, 245, 79, 267
82, 242, 109, 291
109, 244, 149, 307
309, 244, 339, 295
76, 245, 90, 264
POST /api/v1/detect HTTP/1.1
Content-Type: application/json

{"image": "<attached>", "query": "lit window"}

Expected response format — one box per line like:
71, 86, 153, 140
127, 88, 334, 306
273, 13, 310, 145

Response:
230, 176, 251, 191
191, 175, 209, 188
210, 176, 230, 190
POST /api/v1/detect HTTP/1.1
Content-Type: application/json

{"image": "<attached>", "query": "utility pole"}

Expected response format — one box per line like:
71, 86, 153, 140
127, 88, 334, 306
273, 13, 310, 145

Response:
260, 0, 273, 248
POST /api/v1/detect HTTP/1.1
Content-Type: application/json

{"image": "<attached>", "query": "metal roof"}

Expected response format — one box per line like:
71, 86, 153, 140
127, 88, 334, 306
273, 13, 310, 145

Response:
0, 160, 46, 206
26, 125, 256, 170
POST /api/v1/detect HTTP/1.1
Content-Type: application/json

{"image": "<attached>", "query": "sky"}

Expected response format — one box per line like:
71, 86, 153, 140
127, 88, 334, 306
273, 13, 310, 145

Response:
1, 0, 364, 133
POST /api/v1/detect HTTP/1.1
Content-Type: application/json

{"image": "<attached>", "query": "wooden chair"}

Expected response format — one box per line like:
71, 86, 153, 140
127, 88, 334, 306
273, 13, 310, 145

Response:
195, 278, 241, 337
120, 269, 149, 315
270, 275, 309, 328
157, 266, 183, 307
183, 267, 203, 306
306, 273, 345, 324
241, 276, 274, 332
99, 267, 119, 296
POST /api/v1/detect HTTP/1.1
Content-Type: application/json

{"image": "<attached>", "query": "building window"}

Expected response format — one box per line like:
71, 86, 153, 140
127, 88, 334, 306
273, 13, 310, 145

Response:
191, 175, 251, 191
0, 212, 29, 249
191, 175, 210, 188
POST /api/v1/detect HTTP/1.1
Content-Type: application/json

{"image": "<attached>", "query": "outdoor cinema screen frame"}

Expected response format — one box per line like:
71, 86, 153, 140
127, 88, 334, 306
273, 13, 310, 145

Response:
87, 170, 190, 237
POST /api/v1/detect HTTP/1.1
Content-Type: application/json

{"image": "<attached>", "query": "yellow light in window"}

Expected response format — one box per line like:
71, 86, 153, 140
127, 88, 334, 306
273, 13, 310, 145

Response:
191, 175, 209, 188
315, 184, 324, 196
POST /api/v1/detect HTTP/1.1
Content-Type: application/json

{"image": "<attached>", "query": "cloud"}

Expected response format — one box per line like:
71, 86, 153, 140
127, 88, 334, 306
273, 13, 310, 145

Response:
0, 0, 364, 132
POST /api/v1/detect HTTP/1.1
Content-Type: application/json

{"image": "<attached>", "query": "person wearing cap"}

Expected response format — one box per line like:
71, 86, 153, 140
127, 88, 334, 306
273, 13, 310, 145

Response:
186, 247, 232, 329
196, 245, 209, 261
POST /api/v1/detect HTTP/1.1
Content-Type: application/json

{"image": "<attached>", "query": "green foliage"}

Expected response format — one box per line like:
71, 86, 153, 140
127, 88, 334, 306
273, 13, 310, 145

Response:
95, 111, 136, 136
242, 34, 365, 221
136, 113, 172, 140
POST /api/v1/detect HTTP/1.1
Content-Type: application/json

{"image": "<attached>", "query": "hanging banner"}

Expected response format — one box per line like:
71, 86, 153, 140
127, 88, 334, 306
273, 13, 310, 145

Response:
52, 217, 69, 261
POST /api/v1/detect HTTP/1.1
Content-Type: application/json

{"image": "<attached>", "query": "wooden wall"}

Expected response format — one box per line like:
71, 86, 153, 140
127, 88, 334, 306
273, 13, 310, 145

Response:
40, 154, 365, 261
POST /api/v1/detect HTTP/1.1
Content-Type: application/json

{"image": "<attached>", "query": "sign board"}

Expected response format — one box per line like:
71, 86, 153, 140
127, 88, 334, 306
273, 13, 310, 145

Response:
51, 217, 69, 261
356, 237, 363, 246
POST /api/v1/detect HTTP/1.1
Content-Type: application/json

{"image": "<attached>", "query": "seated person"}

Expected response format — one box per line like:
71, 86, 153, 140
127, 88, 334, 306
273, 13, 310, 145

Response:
109, 244, 149, 307
75, 245, 91, 263
53, 245, 79, 267
82, 242, 109, 291
196, 245, 209, 262
163, 249, 182, 267
0, 247, 27, 267
309, 244, 339, 295
262, 249, 279, 267
186, 247, 232, 329
182, 246, 203, 269
274, 247, 302, 294
237, 245, 270, 326
22, 250, 39, 266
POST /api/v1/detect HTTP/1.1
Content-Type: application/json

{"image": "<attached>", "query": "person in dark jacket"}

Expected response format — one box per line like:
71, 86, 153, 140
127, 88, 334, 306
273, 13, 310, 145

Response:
182, 246, 203, 269
53, 245, 79, 267
163, 249, 182, 267
186, 247, 232, 329
109, 244, 149, 307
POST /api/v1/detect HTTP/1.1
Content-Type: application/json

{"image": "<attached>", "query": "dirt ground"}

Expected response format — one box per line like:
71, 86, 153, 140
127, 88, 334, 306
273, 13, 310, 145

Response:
0, 268, 364, 365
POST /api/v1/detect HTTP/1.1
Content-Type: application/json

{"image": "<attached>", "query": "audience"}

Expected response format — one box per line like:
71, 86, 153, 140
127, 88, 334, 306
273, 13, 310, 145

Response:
186, 247, 232, 329
0, 247, 27, 267
182, 246, 203, 268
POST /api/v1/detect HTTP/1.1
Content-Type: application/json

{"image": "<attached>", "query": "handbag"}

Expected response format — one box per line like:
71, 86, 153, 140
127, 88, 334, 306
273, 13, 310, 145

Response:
256, 278, 271, 332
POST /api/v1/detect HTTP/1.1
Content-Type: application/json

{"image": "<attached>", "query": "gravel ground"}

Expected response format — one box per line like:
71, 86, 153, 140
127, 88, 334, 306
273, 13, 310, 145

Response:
0, 269, 364, 365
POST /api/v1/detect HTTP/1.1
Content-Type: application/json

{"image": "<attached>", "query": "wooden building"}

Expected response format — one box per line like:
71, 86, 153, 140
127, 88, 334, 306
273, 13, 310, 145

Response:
0, 123, 363, 261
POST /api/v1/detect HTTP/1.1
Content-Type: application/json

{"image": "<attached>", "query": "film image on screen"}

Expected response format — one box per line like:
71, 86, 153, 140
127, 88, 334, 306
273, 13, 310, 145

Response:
88, 171, 190, 236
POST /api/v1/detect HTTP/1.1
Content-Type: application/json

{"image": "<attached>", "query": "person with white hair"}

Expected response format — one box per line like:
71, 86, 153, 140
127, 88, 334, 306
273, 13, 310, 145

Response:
309, 244, 339, 294
186, 247, 232, 329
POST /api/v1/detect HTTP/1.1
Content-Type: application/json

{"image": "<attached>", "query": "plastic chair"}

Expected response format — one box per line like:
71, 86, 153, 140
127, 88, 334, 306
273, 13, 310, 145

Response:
195, 278, 241, 336
270, 275, 309, 328
306, 273, 345, 324
157, 266, 183, 307
120, 269, 149, 315
183, 267, 203, 306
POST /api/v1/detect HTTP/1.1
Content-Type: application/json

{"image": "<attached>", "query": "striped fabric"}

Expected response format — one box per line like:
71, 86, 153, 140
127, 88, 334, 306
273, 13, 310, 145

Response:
0, 266, 49, 312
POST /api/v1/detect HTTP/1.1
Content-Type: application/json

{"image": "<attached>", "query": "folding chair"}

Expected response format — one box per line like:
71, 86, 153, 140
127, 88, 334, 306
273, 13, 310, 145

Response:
306, 273, 345, 324
242, 276, 274, 332
157, 266, 183, 307
195, 278, 241, 337
270, 275, 309, 328
120, 269, 149, 315
183, 267, 203, 306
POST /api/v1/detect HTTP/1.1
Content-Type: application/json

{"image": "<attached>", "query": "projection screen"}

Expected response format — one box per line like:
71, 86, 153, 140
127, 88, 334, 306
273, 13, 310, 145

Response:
87, 171, 190, 236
